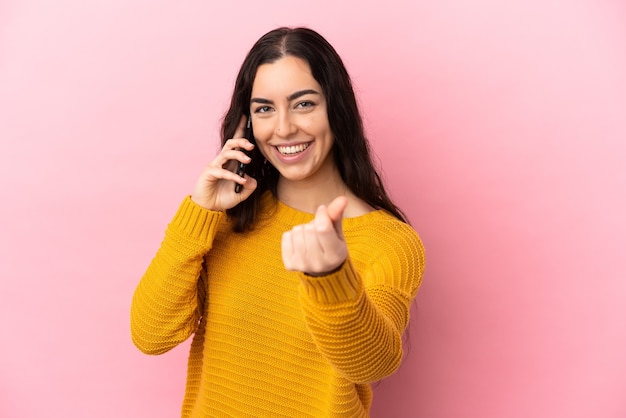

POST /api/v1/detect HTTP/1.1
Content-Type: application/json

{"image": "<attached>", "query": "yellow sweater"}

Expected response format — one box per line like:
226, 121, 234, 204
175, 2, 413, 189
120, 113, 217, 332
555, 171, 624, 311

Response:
131, 193, 425, 417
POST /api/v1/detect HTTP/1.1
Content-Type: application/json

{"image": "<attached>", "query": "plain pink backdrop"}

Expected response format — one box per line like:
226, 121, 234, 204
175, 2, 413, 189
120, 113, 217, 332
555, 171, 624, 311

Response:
1, 1, 625, 417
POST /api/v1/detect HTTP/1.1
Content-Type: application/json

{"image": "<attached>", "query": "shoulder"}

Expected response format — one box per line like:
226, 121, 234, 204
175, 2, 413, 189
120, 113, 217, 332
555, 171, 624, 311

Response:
343, 195, 376, 218
344, 211, 425, 270
344, 210, 421, 243
344, 211, 425, 296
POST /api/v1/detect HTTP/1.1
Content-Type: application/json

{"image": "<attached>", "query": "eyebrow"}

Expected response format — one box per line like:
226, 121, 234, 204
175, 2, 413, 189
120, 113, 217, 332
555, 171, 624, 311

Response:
250, 89, 320, 104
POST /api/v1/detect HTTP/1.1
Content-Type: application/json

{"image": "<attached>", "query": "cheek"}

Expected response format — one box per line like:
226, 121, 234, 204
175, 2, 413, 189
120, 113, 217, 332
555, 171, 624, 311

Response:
252, 123, 273, 144
309, 114, 331, 136
251, 127, 273, 159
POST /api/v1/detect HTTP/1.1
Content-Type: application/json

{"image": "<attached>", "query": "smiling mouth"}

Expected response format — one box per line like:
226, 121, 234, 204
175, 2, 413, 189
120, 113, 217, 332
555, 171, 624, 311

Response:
276, 142, 311, 156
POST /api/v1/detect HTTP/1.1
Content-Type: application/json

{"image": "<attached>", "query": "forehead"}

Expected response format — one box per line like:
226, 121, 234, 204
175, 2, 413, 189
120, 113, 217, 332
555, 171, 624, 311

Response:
251, 56, 322, 96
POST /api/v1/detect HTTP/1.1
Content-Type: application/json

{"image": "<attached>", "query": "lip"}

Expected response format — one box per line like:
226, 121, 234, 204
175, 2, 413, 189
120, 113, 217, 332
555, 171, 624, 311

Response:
272, 141, 313, 163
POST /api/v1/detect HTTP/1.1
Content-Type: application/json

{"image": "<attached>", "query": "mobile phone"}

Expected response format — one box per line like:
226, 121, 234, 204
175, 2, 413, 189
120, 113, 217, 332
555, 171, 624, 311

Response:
234, 117, 252, 193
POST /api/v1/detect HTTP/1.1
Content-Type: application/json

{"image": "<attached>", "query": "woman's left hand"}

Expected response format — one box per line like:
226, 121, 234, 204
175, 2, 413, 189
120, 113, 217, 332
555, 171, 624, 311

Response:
282, 196, 348, 276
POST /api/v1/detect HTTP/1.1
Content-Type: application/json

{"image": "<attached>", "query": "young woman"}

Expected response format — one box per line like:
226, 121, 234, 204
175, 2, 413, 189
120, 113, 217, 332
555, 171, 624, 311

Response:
131, 27, 425, 417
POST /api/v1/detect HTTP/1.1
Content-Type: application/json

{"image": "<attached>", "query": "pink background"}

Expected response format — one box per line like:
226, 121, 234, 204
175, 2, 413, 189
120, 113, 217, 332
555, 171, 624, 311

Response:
1, 1, 625, 417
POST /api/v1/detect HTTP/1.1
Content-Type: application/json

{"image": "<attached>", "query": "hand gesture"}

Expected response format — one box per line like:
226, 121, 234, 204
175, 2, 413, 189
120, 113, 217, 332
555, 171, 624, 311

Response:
191, 117, 258, 211
282, 196, 348, 276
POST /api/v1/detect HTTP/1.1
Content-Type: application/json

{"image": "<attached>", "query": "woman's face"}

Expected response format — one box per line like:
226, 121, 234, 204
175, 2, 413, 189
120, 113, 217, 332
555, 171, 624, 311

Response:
249, 56, 336, 185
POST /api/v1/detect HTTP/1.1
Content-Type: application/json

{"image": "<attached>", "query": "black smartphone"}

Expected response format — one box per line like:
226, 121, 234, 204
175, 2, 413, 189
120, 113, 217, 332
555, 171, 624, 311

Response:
234, 116, 252, 193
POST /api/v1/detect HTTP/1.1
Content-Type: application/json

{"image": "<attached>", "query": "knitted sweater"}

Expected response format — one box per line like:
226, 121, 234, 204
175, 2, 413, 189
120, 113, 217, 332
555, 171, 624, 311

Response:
131, 193, 425, 417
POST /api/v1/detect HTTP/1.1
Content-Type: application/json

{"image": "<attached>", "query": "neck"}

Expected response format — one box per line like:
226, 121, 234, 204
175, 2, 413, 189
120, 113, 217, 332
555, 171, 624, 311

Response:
276, 166, 347, 214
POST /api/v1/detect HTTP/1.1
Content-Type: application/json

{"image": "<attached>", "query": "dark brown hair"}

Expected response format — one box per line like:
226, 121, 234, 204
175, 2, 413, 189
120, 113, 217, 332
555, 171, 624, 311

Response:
222, 27, 408, 231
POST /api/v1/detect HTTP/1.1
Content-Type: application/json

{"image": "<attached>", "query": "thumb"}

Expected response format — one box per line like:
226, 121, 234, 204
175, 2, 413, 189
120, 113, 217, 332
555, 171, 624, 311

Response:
326, 196, 347, 238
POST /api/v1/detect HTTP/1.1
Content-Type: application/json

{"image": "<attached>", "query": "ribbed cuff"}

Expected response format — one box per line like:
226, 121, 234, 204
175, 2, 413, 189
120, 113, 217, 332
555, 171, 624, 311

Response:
299, 258, 362, 304
168, 196, 225, 244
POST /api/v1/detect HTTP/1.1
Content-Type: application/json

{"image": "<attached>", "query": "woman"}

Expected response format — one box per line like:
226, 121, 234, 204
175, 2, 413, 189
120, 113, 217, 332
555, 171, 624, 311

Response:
131, 27, 425, 417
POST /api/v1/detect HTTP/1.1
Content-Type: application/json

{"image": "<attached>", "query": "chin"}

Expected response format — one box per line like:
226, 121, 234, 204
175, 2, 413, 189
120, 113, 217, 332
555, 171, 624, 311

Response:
275, 166, 318, 182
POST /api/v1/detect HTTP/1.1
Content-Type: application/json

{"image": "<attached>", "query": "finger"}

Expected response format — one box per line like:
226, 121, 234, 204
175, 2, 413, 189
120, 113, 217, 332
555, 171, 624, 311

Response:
216, 141, 254, 175
313, 205, 333, 233
291, 225, 307, 258
304, 221, 322, 253
239, 174, 257, 194
203, 165, 249, 186
326, 196, 347, 223
233, 115, 247, 139
281, 231, 295, 270
223, 138, 255, 152
314, 205, 344, 254
326, 196, 347, 238
218, 148, 252, 168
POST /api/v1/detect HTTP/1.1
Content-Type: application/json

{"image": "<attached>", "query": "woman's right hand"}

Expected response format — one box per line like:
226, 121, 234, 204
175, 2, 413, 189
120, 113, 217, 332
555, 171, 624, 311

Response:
191, 117, 258, 211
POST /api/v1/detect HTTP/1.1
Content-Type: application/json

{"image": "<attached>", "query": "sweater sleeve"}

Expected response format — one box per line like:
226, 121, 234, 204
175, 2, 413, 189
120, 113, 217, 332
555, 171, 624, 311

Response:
130, 196, 225, 355
298, 223, 425, 383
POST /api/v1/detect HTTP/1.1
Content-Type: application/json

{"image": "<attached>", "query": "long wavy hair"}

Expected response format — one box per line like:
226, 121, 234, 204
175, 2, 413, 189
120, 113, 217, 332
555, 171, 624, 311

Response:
222, 27, 408, 232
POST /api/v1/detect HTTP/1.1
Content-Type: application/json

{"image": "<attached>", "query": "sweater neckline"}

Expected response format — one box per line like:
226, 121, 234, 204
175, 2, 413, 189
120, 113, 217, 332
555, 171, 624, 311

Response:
261, 192, 389, 228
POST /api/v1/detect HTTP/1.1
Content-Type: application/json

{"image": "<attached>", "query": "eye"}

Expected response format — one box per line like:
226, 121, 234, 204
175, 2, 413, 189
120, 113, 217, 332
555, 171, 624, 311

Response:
295, 101, 315, 110
253, 105, 273, 114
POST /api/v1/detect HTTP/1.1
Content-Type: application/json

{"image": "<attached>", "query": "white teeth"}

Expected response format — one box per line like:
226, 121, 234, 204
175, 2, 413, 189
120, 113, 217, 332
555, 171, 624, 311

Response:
277, 143, 310, 155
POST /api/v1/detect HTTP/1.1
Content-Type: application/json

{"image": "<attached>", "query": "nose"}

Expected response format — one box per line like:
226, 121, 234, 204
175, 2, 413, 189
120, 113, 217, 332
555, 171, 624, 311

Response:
275, 111, 297, 138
